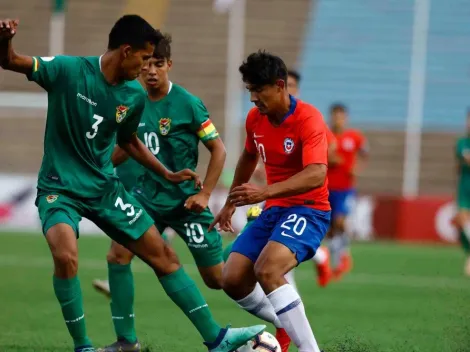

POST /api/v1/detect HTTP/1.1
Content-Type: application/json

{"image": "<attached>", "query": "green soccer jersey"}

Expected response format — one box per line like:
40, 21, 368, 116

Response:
456, 137, 470, 190
116, 83, 218, 213
28, 55, 146, 198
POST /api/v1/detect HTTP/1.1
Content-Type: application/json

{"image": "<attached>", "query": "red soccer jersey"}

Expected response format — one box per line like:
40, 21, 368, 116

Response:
325, 125, 336, 146
327, 129, 367, 190
245, 98, 330, 211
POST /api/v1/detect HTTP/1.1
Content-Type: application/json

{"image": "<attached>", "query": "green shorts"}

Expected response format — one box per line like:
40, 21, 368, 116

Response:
457, 185, 470, 210
133, 190, 223, 267
36, 182, 154, 245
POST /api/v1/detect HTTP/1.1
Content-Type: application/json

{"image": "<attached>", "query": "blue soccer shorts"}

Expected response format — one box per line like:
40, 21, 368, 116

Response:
328, 189, 356, 219
231, 206, 331, 264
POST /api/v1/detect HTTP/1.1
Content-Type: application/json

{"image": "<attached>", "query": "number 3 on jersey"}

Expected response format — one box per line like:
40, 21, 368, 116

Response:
86, 114, 104, 139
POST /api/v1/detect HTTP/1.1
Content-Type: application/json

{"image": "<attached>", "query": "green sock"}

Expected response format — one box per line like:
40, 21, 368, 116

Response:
160, 267, 221, 343
53, 276, 92, 349
459, 231, 470, 254
108, 263, 137, 343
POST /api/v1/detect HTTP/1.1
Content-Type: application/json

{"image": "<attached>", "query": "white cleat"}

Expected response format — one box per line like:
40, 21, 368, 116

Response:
92, 279, 111, 298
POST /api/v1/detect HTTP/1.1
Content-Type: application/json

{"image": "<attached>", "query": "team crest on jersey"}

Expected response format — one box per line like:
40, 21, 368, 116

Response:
46, 195, 59, 204
284, 138, 295, 154
159, 118, 171, 135
116, 105, 129, 123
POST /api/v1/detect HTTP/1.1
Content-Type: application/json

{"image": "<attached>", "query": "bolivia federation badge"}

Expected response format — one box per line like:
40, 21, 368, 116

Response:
46, 195, 59, 204
116, 105, 129, 123
159, 118, 171, 135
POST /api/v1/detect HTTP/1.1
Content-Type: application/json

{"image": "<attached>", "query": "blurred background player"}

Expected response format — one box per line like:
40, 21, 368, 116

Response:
454, 111, 470, 277
212, 51, 330, 352
327, 103, 368, 278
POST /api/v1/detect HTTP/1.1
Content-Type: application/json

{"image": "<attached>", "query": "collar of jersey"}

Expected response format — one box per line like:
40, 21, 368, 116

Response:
280, 95, 297, 123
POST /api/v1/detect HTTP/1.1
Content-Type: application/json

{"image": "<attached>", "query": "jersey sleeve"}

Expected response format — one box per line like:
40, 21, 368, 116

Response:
116, 94, 146, 145
189, 98, 219, 142
300, 114, 328, 167
27, 56, 74, 91
325, 125, 336, 146
244, 109, 258, 154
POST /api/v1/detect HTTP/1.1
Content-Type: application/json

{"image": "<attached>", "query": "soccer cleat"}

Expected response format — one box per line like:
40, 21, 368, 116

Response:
204, 324, 266, 352
275, 328, 291, 352
75, 346, 96, 352
333, 252, 353, 280
92, 279, 111, 298
96, 339, 141, 352
315, 248, 332, 288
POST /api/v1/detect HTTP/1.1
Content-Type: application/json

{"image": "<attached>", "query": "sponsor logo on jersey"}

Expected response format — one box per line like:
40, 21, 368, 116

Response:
116, 105, 129, 123
46, 195, 59, 204
284, 137, 295, 154
77, 93, 97, 107
159, 118, 171, 135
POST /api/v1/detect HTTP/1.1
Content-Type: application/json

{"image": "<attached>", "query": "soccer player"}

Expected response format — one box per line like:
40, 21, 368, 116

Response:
92, 34, 231, 351
454, 112, 470, 276
211, 51, 330, 352
0, 16, 264, 352
327, 103, 368, 277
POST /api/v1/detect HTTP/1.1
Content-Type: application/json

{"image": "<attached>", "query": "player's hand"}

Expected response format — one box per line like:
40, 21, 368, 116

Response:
229, 183, 268, 207
0, 19, 19, 41
209, 203, 236, 232
167, 169, 202, 188
184, 191, 210, 214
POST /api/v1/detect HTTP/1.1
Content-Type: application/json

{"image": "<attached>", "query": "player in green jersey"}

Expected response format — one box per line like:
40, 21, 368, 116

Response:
454, 113, 470, 277
0, 16, 264, 352
92, 34, 229, 352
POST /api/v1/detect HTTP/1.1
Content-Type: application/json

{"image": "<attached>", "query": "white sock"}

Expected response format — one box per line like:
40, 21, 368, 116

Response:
267, 284, 321, 352
236, 283, 282, 328
283, 269, 298, 292
312, 247, 327, 265
328, 235, 343, 268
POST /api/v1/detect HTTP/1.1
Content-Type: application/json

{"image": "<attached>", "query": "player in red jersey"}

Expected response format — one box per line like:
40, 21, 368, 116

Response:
211, 51, 329, 352
327, 103, 368, 278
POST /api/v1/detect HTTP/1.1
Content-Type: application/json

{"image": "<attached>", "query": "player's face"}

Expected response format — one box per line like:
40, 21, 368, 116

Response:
287, 75, 299, 97
120, 42, 155, 81
247, 81, 285, 115
141, 57, 172, 90
331, 110, 347, 130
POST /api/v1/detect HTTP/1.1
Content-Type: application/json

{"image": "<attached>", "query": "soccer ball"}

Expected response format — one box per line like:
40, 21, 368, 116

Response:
237, 331, 281, 351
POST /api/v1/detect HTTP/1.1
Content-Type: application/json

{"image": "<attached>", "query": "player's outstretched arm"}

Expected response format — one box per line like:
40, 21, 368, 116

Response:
119, 134, 201, 185
111, 145, 130, 167
0, 19, 34, 74
185, 138, 226, 213
265, 163, 327, 199
208, 148, 258, 232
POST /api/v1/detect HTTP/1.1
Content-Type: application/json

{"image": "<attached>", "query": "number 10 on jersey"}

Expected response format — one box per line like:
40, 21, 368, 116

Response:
254, 140, 266, 162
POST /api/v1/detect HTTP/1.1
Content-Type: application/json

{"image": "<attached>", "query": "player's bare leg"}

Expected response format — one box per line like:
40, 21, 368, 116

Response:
108, 225, 265, 352
256, 241, 322, 352
222, 252, 290, 352
198, 263, 224, 290
46, 223, 94, 352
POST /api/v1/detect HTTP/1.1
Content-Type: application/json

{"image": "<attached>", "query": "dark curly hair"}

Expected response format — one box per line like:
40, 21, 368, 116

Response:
239, 50, 288, 87
153, 32, 172, 60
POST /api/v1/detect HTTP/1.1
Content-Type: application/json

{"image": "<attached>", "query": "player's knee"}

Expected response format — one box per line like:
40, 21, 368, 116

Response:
52, 250, 78, 278
254, 261, 279, 287
221, 266, 246, 297
202, 275, 223, 290
107, 242, 134, 265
